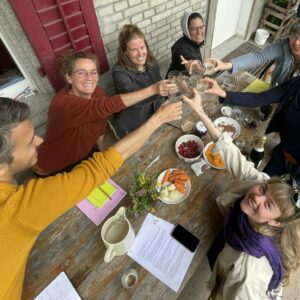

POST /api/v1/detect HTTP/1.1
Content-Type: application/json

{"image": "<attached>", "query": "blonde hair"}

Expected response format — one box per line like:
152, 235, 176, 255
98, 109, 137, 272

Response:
253, 177, 300, 285
117, 24, 156, 71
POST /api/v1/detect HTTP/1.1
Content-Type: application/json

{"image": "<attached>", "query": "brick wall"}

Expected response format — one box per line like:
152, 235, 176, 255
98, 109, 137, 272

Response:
94, 0, 208, 71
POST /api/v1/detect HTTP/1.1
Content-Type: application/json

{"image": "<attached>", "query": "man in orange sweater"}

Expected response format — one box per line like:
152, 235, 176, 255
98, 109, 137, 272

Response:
0, 97, 182, 300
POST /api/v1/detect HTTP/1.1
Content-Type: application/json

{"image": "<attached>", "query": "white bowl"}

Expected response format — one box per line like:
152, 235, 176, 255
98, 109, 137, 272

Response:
214, 117, 241, 139
203, 142, 225, 170
175, 134, 204, 163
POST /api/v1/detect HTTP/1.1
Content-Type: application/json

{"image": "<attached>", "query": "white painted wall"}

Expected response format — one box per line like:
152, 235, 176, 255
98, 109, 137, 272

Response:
236, 0, 254, 37
212, 0, 254, 48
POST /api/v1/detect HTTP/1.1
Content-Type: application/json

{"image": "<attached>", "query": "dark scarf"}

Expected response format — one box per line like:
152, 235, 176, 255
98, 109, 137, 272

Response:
224, 200, 283, 292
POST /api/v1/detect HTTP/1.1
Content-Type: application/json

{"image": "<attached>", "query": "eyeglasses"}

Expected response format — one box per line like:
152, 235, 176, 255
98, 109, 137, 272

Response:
72, 70, 98, 78
281, 174, 300, 209
189, 25, 206, 32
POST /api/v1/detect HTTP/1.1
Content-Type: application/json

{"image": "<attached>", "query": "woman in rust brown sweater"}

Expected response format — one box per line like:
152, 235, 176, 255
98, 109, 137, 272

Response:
34, 51, 176, 176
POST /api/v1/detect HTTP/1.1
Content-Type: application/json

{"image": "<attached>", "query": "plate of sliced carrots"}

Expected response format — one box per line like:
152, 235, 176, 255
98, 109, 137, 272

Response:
156, 168, 191, 204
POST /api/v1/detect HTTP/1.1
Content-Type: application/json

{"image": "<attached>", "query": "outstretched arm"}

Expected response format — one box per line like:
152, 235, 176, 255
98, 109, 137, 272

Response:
230, 41, 282, 74
205, 58, 232, 72
114, 101, 182, 159
182, 89, 269, 182
180, 55, 204, 74
202, 77, 290, 108
182, 88, 221, 141
120, 80, 177, 107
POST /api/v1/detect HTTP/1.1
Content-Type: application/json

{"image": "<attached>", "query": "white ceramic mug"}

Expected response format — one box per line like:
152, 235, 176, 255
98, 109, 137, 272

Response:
101, 207, 135, 263
221, 106, 233, 118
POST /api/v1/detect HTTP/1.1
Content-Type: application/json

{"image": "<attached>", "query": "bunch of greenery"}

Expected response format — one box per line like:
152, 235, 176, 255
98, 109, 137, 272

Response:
128, 171, 159, 214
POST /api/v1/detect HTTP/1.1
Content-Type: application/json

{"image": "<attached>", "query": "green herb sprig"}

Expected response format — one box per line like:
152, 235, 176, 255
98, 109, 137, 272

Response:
129, 171, 159, 214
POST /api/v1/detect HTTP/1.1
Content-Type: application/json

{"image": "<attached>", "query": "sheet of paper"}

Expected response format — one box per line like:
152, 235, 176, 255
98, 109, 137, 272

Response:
128, 213, 195, 292
76, 179, 126, 226
243, 78, 269, 93
34, 272, 81, 300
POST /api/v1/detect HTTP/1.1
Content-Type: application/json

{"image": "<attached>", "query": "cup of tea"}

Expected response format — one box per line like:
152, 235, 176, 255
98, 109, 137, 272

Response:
101, 207, 135, 263
195, 121, 207, 138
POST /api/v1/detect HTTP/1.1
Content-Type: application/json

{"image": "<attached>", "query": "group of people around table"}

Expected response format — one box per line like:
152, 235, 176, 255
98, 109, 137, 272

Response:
1, 8, 300, 300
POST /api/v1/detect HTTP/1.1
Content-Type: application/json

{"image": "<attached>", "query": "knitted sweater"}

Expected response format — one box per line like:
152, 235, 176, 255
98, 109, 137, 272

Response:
36, 87, 126, 174
0, 148, 123, 300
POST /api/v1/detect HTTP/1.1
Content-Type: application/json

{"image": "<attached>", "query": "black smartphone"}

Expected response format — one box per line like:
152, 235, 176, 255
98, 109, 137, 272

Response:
171, 224, 200, 252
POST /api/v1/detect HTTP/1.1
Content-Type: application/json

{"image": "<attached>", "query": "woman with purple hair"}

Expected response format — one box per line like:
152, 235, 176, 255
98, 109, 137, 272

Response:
182, 89, 300, 299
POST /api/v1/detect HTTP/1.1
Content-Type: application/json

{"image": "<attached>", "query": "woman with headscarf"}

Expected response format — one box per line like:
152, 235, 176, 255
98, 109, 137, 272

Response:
167, 11, 205, 75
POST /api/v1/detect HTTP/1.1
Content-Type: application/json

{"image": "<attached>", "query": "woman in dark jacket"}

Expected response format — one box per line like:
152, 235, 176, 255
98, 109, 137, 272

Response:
111, 24, 165, 138
167, 11, 205, 75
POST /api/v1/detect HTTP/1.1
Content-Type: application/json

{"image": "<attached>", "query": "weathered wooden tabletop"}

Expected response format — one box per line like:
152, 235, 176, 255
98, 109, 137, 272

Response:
23, 72, 275, 299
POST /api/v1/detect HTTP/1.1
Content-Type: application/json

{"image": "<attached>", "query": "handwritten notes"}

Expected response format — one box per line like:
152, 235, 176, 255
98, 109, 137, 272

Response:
34, 272, 81, 300
76, 179, 126, 226
128, 213, 196, 292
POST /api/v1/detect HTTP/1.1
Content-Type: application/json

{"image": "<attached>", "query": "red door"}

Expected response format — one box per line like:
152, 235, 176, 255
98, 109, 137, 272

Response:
9, 0, 109, 91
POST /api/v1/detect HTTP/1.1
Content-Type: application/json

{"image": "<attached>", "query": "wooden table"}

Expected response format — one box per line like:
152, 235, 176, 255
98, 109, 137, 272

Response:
23, 72, 272, 299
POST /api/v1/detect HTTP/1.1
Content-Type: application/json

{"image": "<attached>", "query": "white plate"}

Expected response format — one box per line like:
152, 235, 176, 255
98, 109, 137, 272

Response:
156, 168, 191, 204
214, 117, 240, 139
203, 142, 225, 170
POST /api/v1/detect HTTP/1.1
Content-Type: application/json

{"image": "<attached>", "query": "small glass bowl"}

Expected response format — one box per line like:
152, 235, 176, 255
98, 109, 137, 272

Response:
122, 268, 138, 289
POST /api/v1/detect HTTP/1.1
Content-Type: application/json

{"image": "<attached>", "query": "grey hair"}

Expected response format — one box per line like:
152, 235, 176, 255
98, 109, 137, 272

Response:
290, 20, 300, 36
0, 97, 31, 164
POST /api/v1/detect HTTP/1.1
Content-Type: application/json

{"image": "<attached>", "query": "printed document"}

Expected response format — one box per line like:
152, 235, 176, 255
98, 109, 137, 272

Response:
128, 213, 195, 292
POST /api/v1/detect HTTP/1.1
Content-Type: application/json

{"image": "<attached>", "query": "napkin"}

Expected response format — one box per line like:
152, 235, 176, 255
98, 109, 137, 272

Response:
191, 159, 210, 176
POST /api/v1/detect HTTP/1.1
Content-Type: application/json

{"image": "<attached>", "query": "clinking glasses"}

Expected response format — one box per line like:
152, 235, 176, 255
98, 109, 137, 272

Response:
281, 174, 300, 209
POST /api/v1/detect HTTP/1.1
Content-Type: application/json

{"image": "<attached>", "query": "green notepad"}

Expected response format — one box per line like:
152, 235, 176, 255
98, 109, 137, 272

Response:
243, 79, 270, 93
87, 181, 116, 207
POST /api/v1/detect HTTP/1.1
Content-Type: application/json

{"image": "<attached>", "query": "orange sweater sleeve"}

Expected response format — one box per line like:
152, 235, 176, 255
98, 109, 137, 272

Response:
5, 147, 124, 231
0, 148, 124, 300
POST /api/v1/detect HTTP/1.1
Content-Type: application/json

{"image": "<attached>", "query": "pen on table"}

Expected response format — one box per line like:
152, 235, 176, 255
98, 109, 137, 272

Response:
98, 186, 113, 200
